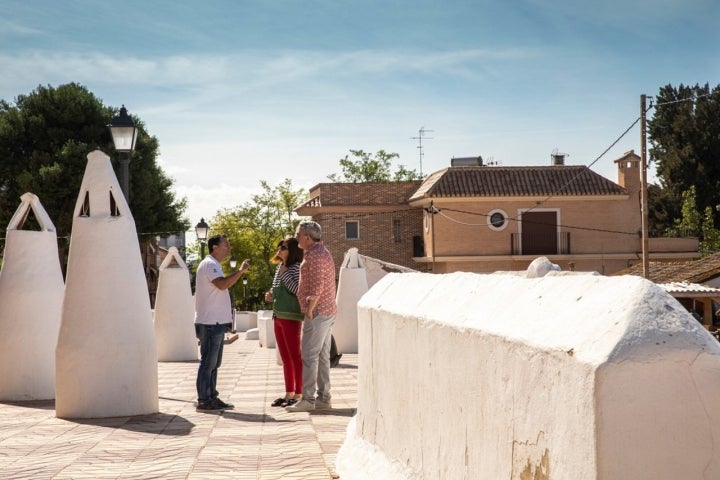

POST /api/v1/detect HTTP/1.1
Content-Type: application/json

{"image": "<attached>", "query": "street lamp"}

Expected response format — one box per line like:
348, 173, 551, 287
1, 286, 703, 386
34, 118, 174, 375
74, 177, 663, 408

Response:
195, 218, 209, 259
242, 277, 248, 310
229, 256, 237, 269
107, 105, 138, 202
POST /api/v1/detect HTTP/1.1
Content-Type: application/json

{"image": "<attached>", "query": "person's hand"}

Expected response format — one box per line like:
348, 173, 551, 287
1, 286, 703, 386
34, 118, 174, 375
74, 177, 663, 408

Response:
265, 291, 273, 302
241, 259, 250, 270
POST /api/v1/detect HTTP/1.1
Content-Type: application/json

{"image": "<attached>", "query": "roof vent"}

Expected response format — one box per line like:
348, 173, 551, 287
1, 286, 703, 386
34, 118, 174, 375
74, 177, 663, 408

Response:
451, 156, 483, 167
551, 149, 568, 166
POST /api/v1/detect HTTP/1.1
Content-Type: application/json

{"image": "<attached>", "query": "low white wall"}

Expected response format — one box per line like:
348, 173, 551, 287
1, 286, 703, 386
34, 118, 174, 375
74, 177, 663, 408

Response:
258, 316, 276, 348
235, 311, 257, 332
337, 269, 720, 479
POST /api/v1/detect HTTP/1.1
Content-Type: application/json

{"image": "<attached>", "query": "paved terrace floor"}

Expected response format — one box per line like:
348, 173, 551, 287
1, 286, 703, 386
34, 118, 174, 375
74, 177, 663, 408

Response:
0, 336, 358, 479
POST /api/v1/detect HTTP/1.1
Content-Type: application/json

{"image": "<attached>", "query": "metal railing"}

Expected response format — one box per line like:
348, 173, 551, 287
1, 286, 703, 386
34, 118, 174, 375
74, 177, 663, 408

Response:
511, 232, 571, 255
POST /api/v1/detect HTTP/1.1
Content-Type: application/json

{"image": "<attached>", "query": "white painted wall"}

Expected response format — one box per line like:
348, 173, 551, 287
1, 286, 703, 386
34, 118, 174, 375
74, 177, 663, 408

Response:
0, 193, 64, 400
335, 248, 368, 354
337, 266, 720, 479
154, 247, 198, 361
56, 150, 158, 418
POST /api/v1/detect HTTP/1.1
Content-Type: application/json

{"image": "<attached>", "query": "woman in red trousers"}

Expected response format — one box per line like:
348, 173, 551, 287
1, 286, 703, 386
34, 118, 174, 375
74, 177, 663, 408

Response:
265, 238, 304, 407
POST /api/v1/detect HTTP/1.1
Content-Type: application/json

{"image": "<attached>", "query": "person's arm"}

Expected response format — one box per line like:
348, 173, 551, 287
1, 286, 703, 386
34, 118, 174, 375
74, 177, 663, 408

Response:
211, 259, 250, 290
280, 263, 300, 295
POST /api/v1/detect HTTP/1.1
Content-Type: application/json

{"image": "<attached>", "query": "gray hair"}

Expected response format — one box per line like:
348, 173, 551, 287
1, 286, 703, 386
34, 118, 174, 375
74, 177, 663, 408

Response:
297, 221, 322, 241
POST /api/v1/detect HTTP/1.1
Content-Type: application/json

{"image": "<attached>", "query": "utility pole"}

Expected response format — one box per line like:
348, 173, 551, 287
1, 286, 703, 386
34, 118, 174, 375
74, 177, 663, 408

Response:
411, 127, 433, 175
640, 94, 650, 279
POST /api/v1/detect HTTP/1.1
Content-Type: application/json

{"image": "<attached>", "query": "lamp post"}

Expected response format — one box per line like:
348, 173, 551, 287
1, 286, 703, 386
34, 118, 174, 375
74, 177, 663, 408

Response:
242, 277, 248, 310
229, 257, 237, 269
107, 105, 138, 202
195, 218, 209, 259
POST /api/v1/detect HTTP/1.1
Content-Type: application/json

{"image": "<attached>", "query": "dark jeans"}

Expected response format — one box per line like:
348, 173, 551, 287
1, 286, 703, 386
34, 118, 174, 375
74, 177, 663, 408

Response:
195, 323, 226, 402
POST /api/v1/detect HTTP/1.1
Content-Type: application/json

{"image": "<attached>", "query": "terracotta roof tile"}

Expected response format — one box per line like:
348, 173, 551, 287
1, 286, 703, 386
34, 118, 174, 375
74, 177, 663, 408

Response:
409, 166, 627, 201
613, 252, 720, 283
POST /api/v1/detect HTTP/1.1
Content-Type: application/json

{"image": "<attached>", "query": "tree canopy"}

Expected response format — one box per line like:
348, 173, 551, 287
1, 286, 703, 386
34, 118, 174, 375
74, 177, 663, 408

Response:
0, 83, 189, 264
208, 179, 306, 310
648, 83, 720, 237
327, 149, 425, 183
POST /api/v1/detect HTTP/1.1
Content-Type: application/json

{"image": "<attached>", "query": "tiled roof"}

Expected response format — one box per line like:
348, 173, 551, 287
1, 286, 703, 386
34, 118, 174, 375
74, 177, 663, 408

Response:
659, 282, 720, 297
613, 252, 720, 283
298, 181, 423, 209
409, 166, 627, 201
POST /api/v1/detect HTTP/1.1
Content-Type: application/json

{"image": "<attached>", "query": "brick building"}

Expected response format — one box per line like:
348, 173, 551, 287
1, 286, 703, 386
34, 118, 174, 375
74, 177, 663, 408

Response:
295, 181, 429, 273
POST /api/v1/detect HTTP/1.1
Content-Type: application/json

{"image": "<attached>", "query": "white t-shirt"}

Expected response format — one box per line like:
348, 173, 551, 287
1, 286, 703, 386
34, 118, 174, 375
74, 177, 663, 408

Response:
195, 255, 232, 325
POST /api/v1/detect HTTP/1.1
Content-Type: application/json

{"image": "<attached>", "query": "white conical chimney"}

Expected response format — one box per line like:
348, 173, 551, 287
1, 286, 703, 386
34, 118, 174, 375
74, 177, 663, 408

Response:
334, 248, 368, 354
154, 247, 198, 361
0, 193, 64, 400
56, 150, 158, 418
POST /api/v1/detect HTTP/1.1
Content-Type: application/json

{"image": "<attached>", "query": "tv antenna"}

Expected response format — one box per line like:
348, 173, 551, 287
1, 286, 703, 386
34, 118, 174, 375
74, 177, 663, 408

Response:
411, 126, 433, 175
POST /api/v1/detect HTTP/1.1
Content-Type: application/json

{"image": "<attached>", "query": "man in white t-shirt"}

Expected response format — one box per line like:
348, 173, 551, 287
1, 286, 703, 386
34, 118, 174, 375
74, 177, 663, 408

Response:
195, 234, 249, 411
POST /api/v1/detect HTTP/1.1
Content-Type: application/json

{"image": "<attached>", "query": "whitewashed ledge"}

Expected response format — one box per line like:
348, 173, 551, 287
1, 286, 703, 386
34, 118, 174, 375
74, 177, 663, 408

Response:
336, 261, 720, 480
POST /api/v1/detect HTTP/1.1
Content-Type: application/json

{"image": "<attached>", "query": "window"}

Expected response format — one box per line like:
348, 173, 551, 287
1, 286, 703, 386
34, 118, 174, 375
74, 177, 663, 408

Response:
345, 221, 359, 240
392, 219, 402, 242
487, 209, 508, 231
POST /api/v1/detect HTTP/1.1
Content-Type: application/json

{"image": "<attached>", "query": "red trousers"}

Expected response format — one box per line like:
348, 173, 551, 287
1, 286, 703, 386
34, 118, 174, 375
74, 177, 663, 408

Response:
274, 317, 303, 394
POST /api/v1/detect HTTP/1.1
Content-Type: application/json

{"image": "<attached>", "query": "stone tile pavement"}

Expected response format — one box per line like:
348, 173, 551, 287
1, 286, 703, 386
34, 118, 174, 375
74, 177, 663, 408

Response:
0, 336, 358, 479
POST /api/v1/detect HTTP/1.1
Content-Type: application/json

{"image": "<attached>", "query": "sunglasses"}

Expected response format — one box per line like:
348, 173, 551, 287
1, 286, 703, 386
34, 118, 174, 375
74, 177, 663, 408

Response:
278, 245, 288, 251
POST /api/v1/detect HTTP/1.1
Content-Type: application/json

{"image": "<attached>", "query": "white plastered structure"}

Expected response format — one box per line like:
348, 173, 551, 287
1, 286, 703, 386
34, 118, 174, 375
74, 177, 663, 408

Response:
337, 266, 720, 479
0, 193, 64, 400
56, 150, 158, 418
154, 247, 198, 361
334, 248, 368, 354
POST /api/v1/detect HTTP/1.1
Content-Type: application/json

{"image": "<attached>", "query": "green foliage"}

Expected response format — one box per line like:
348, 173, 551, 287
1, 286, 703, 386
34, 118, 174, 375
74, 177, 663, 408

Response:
701, 206, 720, 256
666, 185, 720, 256
648, 83, 720, 235
0, 83, 189, 268
209, 179, 306, 310
327, 149, 425, 183
667, 186, 702, 237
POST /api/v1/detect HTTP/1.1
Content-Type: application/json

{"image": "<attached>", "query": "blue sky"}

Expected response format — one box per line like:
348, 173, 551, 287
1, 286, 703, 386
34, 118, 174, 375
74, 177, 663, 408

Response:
2, 0, 719, 228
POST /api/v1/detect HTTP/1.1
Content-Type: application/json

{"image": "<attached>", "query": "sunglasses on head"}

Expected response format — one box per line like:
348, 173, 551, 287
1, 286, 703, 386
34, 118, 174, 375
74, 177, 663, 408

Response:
278, 244, 288, 251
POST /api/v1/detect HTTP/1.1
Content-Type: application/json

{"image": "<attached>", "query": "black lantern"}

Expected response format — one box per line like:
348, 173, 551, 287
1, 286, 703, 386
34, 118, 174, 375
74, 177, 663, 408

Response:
195, 218, 209, 259
107, 105, 138, 201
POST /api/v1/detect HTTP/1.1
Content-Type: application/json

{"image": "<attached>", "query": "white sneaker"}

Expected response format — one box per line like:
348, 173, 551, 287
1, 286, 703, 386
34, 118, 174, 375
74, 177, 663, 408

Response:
315, 400, 332, 409
286, 399, 315, 412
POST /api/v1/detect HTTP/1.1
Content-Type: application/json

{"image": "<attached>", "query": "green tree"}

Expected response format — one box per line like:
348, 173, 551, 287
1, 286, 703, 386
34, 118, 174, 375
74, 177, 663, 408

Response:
209, 179, 306, 310
666, 185, 720, 256
648, 83, 720, 234
0, 83, 189, 267
327, 149, 424, 182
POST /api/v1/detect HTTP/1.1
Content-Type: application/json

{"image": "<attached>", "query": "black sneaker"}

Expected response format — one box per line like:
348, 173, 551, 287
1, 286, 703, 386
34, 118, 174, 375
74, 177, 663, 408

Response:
196, 400, 222, 412
213, 398, 234, 410
330, 353, 343, 368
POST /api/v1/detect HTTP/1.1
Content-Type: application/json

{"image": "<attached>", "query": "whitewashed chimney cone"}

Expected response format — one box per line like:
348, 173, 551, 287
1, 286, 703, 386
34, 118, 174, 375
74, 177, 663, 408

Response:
154, 247, 198, 361
56, 150, 158, 418
334, 248, 368, 354
0, 193, 64, 400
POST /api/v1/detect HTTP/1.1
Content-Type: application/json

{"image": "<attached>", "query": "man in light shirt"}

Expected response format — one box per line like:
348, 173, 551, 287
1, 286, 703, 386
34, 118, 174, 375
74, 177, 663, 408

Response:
195, 234, 249, 411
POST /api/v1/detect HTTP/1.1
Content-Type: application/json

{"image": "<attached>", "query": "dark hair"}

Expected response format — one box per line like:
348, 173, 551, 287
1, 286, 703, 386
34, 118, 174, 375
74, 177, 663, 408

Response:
207, 234, 225, 253
284, 237, 303, 265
